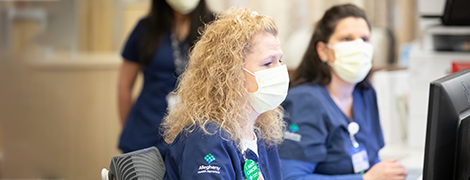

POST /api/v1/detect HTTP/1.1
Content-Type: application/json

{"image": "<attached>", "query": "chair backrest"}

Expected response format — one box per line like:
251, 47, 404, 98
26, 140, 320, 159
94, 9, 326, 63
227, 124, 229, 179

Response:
107, 147, 165, 180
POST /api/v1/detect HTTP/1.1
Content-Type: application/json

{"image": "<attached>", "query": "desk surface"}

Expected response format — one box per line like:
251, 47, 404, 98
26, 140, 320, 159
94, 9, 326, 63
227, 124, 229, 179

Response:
379, 144, 425, 180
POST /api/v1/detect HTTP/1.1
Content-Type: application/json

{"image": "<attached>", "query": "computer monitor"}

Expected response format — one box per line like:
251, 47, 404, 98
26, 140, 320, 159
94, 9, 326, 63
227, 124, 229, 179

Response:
442, 0, 470, 25
423, 69, 470, 180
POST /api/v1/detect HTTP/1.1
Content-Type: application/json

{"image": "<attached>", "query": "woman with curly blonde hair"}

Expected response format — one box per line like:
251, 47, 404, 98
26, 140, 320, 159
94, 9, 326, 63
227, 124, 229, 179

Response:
162, 6, 288, 180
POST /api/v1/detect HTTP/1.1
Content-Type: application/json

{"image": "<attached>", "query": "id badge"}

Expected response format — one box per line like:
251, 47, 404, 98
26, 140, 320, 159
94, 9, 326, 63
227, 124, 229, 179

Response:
349, 144, 370, 174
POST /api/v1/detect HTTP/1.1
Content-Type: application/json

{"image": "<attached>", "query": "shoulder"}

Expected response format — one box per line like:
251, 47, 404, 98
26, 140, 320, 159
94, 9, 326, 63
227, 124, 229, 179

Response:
356, 80, 377, 96
170, 122, 239, 158
283, 84, 328, 114
176, 123, 234, 147
127, 18, 148, 38
129, 19, 148, 38
122, 18, 148, 47
281, 84, 330, 138
288, 84, 324, 97
165, 122, 243, 179
134, 18, 147, 30
285, 84, 325, 104
356, 85, 378, 103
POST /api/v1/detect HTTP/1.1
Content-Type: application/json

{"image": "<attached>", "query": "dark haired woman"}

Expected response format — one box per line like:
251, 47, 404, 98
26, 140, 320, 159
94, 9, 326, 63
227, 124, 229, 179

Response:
278, 4, 407, 180
117, 0, 213, 157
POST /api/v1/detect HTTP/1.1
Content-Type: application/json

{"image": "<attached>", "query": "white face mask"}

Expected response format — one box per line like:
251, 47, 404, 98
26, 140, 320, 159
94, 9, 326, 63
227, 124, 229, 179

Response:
166, 0, 200, 15
327, 39, 374, 83
243, 65, 290, 114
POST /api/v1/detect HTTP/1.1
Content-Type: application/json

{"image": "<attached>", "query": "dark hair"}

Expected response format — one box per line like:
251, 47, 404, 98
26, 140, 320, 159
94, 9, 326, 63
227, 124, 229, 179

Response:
138, 0, 214, 65
290, 4, 371, 88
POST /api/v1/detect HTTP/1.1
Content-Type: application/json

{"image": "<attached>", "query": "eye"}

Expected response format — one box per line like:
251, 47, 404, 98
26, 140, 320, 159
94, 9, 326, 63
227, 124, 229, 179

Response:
362, 37, 370, 42
341, 37, 352, 41
263, 62, 272, 67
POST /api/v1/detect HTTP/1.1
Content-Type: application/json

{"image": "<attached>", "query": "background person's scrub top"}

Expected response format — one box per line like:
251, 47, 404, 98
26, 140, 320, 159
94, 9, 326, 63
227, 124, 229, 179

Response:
119, 19, 188, 155
278, 84, 384, 179
164, 123, 283, 180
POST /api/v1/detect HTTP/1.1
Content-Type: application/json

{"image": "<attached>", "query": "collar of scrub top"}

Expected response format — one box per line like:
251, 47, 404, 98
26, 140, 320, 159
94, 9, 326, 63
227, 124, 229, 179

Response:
243, 149, 259, 163
348, 121, 360, 148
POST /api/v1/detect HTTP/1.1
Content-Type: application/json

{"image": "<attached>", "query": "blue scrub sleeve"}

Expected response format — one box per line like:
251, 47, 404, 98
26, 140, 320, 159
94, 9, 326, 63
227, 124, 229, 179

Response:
176, 132, 239, 179
374, 157, 380, 165
121, 19, 145, 63
280, 159, 363, 180
279, 89, 328, 163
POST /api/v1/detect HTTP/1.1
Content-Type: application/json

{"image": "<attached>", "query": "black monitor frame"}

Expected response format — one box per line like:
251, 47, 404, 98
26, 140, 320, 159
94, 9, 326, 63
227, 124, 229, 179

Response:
423, 69, 470, 180
455, 116, 470, 179
442, 0, 470, 25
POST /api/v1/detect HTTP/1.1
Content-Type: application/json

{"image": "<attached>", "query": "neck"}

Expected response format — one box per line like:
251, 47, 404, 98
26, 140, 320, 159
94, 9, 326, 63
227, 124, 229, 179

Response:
172, 10, 191, 41
327, 71, 356, 100
173, 10, 190, 26
244, 107, 260, 140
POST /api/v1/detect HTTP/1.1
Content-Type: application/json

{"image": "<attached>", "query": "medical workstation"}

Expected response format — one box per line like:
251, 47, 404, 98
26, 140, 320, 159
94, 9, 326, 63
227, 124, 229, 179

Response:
0, 0, 469, 180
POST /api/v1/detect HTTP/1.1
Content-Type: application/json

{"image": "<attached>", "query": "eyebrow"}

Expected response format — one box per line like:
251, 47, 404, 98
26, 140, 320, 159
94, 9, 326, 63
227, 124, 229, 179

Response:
262, 53, 283, 61
335, 33, 370, 40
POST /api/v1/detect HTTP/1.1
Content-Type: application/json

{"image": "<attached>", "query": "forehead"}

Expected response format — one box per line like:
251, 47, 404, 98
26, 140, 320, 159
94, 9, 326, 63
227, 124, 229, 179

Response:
249, 32, 280, 51
332, 17, 370, 36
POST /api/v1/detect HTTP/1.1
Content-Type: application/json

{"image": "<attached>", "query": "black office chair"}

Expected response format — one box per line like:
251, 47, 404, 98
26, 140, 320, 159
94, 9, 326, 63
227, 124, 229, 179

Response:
101, 147, 165, 180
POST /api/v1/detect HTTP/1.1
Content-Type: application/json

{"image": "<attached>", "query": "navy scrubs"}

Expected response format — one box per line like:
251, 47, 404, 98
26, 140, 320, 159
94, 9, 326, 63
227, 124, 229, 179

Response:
278, 84, 384, 179
119, 19, 187, 156
164, 123, 283, 180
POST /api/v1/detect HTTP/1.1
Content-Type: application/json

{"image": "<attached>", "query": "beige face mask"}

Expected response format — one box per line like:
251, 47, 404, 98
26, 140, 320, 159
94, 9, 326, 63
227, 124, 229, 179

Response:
327, 39, 374, 83
166, 0, 200, 15
244, 65, 290, 114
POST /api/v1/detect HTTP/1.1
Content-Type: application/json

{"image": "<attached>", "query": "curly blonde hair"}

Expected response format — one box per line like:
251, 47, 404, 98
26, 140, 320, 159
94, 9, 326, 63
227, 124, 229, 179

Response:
161, 6, 285, 149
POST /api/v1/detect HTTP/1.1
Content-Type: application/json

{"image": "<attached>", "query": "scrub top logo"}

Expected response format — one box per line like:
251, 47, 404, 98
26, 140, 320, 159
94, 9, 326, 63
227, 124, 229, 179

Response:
284, 123, 301, 142
198, 153, 221, 175
290, 124, 299, 132
204, 153, 215, 164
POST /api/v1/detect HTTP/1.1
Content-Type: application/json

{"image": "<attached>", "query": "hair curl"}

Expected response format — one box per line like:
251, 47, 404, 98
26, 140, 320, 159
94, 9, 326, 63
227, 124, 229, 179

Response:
161, 6, 285, 149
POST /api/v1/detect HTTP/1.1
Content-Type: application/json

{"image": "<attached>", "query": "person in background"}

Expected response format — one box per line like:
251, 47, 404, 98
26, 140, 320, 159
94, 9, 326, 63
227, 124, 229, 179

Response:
161, 7, 287, 180
118, 0, 213, 157
278, 4, 407, 180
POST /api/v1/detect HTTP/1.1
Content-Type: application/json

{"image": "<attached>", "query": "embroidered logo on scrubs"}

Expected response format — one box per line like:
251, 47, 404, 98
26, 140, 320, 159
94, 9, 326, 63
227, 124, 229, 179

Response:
198, 153, 221, 174
204, 153, 215, 164
284, 124, 301, 142
290, 124, 299, 132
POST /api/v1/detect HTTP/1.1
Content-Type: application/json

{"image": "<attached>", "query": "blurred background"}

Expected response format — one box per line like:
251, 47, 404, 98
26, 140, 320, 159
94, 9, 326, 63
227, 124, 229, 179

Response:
0, 0, 468, 179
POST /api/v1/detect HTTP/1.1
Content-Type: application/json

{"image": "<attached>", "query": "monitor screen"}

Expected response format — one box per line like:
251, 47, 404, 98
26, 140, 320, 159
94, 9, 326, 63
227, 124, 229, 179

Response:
442, 0, 470, 25
423, 69, 470, 180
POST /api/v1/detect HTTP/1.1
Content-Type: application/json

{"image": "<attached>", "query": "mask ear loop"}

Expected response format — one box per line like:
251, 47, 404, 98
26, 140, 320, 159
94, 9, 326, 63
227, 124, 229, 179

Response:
243, 68, 256, 76
325, 61, 333, 67
243, 68, 259, 94
322, 41, 334, 66
326, 44, 334, 49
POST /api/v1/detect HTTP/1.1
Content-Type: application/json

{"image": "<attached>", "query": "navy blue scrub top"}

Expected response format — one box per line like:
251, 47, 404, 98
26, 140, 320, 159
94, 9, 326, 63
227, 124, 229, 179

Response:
164, 123, 283, 180
119, 19, 187, 156
278, 84, 384, 175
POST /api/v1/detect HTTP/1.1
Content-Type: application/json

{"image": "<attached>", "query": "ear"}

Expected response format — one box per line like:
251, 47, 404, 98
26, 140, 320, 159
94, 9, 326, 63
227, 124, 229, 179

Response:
316, 41, 329, 63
